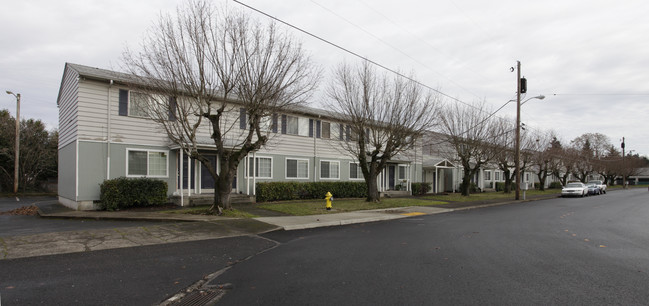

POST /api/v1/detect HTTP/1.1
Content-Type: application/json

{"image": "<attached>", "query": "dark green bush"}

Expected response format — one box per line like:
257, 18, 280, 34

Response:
256, 181, 367, 202
411, 182, 432, 195
460, 182, 479, 193
549, 181, 563, 189
99, 177, 168, 211
495, 182, 517, 192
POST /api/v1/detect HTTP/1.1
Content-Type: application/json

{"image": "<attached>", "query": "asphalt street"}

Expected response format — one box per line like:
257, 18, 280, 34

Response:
0, 197, 177, 236
214, 188, 649, 305
0, 236, 276, 305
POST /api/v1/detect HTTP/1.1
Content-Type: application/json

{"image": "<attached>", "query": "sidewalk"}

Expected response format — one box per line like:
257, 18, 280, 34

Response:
0, 194, 559, 260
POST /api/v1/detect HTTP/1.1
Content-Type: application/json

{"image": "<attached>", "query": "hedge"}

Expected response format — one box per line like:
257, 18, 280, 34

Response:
549, 181, 563, 189
411, 182, 432, 195
256, 181, 367, 202
495, 182, 517, 192
99, 177, 168, 211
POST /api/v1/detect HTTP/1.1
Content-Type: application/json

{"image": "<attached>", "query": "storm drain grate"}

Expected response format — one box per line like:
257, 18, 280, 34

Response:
174, 289, 222, 306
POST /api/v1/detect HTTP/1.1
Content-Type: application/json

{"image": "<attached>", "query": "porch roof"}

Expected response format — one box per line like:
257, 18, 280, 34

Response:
423, 158, 456, 169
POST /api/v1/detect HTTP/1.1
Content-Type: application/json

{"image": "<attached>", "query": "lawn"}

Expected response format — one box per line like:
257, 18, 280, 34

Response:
422, 189, 561, 202
258, 197, 446, 216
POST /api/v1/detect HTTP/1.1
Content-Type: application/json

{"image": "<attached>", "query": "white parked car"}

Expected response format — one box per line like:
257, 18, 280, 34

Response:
561, 182, 588, 197
587, 180, 607, 194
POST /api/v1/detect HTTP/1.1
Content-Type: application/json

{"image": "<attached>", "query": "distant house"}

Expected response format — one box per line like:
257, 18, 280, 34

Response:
56, 63, 421, 210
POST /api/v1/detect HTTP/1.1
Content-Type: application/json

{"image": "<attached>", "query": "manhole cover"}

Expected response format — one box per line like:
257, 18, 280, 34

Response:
175, 290, 222, 306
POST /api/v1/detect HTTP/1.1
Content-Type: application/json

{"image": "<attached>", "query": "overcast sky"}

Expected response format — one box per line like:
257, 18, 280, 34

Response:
1, 0, 648, 156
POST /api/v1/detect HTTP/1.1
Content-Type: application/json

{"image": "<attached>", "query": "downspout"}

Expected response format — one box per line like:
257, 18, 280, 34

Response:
180, 150, 184, 206
107, 79, 113, 179
313, 116, 318, 182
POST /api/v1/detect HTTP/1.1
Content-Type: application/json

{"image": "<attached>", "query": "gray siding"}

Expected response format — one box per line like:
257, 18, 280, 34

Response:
57, 141, 77, 201
76, 141, 178, 201
58, 67, 79, 148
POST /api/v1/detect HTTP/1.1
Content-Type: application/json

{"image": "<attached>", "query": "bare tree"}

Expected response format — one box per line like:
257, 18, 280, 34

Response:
438, 101, 499, 196
325, 61, 440, 202
122, 1, 319, 213
529, 130, 558, 191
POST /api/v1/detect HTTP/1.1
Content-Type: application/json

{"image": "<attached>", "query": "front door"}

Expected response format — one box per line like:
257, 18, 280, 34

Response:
200, 155, 217, 192
388, 165, 396, 190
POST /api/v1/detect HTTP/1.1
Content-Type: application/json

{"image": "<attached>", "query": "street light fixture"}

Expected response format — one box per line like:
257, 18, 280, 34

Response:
514, 61, 545, 200
6, 90, 20, 194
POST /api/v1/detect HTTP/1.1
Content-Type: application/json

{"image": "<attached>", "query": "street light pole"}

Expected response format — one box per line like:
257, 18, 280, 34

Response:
621, 137, 626, 189
515, 61, 522, 200
6, 91, 20, 194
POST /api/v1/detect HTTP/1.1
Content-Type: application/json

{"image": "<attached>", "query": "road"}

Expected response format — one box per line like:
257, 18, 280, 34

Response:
214, 188, 649, 305
1, 189, 648, 305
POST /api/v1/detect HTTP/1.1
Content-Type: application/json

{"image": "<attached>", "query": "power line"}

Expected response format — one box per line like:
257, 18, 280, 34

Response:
233, 0, 480, 111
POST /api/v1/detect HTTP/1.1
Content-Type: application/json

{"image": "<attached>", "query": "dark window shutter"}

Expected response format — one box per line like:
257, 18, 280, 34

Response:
168, 97, 177, 121
239, 108, 246, 129
272, 114, 278, 133
346, 125, 351, 141
339, 124, 344, 140
365, 128, 370, 143
118, 89, 128, 116
281, 115, 287, 134
316, 120, 321, 138
308, 119, 314, 137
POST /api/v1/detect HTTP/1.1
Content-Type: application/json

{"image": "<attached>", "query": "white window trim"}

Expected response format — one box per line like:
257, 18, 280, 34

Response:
349, 161, 364, 180
125, 148, 169, 178
319, 160, 340, 180
245, 156, 273, 179
285, 157, 309, 179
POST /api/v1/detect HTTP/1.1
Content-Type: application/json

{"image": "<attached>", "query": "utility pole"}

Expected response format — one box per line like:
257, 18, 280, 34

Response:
621, 137, 626, 189
6, 91, 20, 194
515, 61, 522, 200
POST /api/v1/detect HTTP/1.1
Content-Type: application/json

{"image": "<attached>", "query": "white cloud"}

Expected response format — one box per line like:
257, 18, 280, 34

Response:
1, 0, 648, 155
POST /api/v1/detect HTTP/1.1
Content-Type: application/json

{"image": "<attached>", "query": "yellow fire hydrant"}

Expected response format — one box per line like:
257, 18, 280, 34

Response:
325, 192, 333, 210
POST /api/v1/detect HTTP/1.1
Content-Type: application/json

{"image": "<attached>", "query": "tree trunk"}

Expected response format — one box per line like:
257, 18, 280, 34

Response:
460, 175, 472, 196
538, 173, 547, 191
503, 169, 513, 193
211, 168, 235, 213
366, 172, 380, 202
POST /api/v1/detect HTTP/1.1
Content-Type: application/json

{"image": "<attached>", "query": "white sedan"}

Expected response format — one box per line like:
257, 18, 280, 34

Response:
561, 182, 588, 197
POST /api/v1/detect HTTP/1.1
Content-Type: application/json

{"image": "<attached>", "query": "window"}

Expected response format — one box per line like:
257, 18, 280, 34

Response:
247, 157, 272, 179
298, 117, 310, 136
286, 158, 309, 179
350, 162, 364, 180
119, 89, 173, 119
485, 171, 492, 181
320, 160, 340, 179
495, 171, 501, 181
525, 173, 530, 182
321, 122, 331, 139
286, 115, 298, 135
398, 165, 408, 180
129, 92, 150, 117
127, 149, 168, 177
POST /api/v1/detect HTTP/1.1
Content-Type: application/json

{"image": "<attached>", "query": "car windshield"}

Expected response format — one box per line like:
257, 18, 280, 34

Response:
588, 181, 602, 184
566, 183, 582, 188
586, 183, 597, 187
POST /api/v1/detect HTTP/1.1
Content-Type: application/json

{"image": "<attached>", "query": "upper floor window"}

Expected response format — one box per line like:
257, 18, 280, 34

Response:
119, 89, 175, 120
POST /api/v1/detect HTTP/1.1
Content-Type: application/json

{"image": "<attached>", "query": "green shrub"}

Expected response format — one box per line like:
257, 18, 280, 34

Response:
411, 182, 432, 195
460, 182, 479, 193
495, 182, 517, 192
99, 177, 168, 211
256, 181, 367, 202
549, 181, 563, 189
